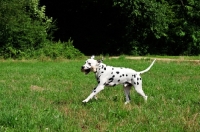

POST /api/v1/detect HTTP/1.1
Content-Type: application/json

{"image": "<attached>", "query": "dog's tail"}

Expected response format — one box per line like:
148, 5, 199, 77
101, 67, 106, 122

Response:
138, 59, 156, 74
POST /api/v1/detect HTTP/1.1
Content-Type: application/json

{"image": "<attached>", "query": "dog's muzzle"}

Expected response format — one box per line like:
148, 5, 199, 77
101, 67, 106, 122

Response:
81, 66, 90, 74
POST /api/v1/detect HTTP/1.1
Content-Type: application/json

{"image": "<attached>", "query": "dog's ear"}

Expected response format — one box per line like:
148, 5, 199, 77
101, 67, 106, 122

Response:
97, 60, 102, 63
97, 57, 103, 63
91, 55, 95, 59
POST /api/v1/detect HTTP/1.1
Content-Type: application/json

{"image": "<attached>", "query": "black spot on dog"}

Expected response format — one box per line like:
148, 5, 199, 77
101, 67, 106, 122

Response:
122, 74, 124, 76
104, 67, 106, 70
134, 75, 136, 78
98, 81, 100, 84
108, 80, 113, 84
126, 74, 128, 76
137, 82, 139, 85
137, 78, 139, 80
111, 72, 113, 74
112, 68, 114, 70
93, 87, 96, 90
109, 78, 113, 81
112, 75, 115, 78
113, 84, 116, 86
134, 82, 136, 85
120, 76, 122, 77
140, 78, 142, 80
116, 71, 119, 74
102, 65, 104, 69
131, 79, 133, 81
93, 90, 96, 93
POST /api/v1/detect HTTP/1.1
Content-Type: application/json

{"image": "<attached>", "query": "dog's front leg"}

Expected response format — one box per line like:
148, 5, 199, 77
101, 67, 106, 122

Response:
92, 87, 98, 100
82, 85, 104, 103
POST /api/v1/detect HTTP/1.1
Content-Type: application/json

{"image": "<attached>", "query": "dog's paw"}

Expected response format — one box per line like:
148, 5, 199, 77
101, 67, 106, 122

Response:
144, 96, 148, 102
94, 96, 98, 100
82, 99, 88, 103
142, 96, 148, 103
124, 101, 130, 105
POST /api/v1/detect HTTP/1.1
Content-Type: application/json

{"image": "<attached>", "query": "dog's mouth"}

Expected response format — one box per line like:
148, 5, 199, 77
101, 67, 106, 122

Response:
81, 68, 91, 75
84, 69, 90, 74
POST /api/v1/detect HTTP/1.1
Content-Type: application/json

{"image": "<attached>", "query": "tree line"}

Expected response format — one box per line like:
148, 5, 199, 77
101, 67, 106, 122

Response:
41, 0, 200, 55
0, 0, 199, 59
0, 0, 83, 59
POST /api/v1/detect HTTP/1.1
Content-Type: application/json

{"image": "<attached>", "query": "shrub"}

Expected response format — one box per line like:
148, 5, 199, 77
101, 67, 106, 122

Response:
38, 39, 84, 59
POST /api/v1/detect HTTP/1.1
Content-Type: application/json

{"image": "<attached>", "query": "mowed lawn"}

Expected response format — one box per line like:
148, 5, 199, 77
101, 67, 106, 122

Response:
0, 58, 200, 131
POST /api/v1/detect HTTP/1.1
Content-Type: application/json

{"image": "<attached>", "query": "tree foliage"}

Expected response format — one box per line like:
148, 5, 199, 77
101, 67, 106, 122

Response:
40, 0, 200, 55
1, 0, 200, 57
0, 0, 83, 59
113, 0, 200, 55
0, 0, 54, 58
167, 0, 200, 55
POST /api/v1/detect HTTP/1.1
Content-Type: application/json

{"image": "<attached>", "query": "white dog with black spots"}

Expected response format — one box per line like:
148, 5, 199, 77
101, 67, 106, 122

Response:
81, 56, 156, 104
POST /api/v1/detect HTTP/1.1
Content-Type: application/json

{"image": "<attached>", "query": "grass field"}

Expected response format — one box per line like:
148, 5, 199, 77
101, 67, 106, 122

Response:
0, 57, 200, 131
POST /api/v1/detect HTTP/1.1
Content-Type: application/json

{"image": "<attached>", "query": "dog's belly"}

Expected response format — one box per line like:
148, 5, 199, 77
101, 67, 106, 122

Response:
105, 76, 132, 86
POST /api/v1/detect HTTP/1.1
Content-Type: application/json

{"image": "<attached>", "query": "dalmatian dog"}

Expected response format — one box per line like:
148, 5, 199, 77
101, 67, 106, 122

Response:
81, 55, 156, 104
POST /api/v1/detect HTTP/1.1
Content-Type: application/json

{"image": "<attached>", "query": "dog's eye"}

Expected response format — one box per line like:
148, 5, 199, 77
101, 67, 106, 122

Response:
88, 63, 91, 66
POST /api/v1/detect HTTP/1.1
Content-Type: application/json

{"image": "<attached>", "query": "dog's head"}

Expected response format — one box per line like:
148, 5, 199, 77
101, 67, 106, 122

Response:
81, 55, 103, 74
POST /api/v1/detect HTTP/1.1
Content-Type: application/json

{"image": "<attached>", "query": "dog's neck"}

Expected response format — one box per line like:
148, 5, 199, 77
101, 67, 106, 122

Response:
94, 63, 106, 74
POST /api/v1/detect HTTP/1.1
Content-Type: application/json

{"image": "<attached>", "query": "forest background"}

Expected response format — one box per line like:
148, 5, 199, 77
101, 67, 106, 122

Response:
0, 0, 200, 59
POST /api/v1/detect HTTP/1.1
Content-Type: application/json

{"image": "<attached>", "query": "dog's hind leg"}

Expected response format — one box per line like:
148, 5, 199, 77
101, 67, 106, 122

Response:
134, 86, 148, 102
133, 76, 148, 102
124, 85, 131, 104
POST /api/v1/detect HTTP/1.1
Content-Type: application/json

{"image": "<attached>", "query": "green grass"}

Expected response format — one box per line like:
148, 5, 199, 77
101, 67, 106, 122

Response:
0, 58, 200, 131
